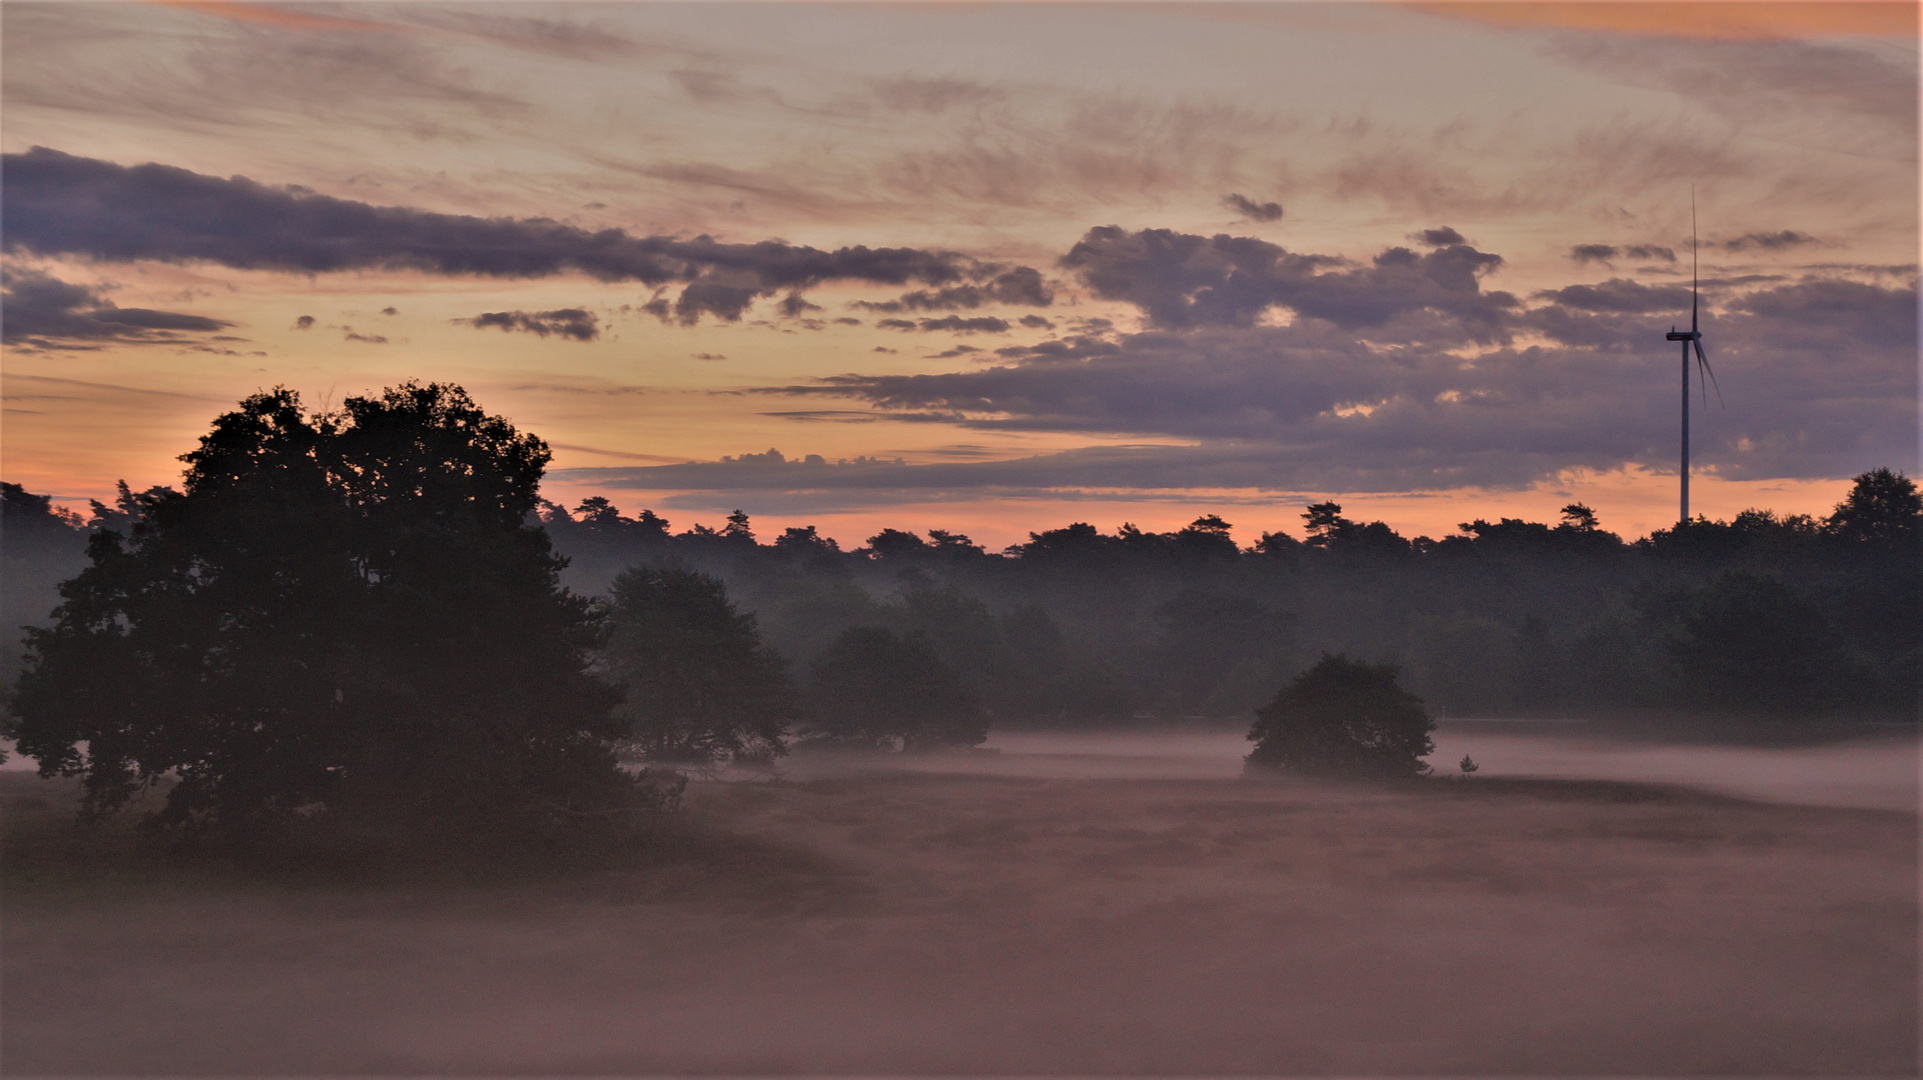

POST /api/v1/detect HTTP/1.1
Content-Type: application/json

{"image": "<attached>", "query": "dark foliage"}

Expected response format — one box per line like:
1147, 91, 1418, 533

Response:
602, 566, 795, 766
805, 627, 987, 750
3, 482, 84, 535
1246, 654, 1435, 778
1151, 589, 1297, 715
8, 467, 1916, 736
1826, 466, 1920, 545
1663, 571, 1849, 717
1303, 502, 1411, 555
7, 383, 630, 834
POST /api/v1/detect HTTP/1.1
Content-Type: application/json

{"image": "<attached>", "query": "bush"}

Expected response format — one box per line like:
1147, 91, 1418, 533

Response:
1246, 654, 1434, 778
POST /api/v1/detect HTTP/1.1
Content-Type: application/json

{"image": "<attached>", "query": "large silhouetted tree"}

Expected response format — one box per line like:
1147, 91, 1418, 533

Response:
8, 383, 628, 833
603, 566, 795, 766
1246, 654, 1434, 778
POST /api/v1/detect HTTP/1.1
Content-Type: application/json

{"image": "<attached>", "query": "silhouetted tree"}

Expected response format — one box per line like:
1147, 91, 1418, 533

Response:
1246, 654, 1434, 778
85, 480, 176, 537
1, 484, 93, 728
1016, 521, 1110, 564
8, 384, 630, 833
1172, 515, 1240, 560
1826, 467, 1919, 545
1252, 530, 1301, 557
926, 529, 985, 557
865, 528, 928, 560
3, 482, 83, 534
805, 627, 986, 750
575, 495, 622, 527
771, 525, 841, 568
603, 566, 794, 766
1302, 502, 1351, 548
1303, 502, 1410, 555
1559, 503, 1599, 532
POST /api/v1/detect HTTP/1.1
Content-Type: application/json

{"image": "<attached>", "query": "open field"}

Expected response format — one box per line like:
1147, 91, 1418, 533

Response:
3, 731, 1916, 1076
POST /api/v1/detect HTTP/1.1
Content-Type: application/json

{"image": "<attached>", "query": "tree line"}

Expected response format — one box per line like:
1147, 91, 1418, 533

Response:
535, 467, 1918, 726
2, 383, 1915, 834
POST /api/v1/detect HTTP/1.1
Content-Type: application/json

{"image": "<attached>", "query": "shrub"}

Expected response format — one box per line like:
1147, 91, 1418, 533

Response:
1246, 654, 1434, 778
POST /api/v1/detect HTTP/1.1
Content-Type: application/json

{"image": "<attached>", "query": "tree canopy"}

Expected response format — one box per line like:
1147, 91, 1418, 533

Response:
8, 383, 630, 833
1826, 467, 1920, 545
602, 565, 795, 766
1246, 654, 1435, 778
805, 627, 987, 751
6, 466, 1915, 736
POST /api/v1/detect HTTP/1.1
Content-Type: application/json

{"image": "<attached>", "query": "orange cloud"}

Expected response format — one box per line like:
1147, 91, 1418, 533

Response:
156, 1, 403, 34
1415, 1, 1917, 40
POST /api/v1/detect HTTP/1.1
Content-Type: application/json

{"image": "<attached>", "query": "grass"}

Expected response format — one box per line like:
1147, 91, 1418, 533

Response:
3, 759, 1915, 1074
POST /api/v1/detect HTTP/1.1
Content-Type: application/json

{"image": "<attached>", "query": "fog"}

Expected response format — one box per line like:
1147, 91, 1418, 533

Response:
794, 724, 1918, 811
6, 727, 1914, 1075
6, 372, 1917, 1077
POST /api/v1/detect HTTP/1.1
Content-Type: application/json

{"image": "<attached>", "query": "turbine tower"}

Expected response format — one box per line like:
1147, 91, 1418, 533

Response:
1664, 194, 1721, 524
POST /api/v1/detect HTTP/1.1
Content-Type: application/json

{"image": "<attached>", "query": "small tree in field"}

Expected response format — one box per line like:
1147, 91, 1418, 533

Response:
1246, 654, 1434, 778
603, 566, 795, 766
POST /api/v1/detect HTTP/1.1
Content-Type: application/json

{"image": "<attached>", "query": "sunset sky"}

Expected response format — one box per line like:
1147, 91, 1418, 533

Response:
3, 0, 1916, 549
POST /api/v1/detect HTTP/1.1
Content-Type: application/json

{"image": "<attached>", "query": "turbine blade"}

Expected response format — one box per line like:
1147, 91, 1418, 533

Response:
1695, 338, 1724, 409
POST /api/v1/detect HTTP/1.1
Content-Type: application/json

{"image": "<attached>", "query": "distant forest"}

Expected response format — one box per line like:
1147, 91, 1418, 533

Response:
8, 466, 1916, 726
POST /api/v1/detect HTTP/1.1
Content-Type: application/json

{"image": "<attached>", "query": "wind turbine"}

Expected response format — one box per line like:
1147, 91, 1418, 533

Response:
1664, 194, 1722, 524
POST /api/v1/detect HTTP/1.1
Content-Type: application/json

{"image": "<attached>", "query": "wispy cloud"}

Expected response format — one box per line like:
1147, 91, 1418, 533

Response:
1721, 230, 1819, 253
1541, 33, 1917, 134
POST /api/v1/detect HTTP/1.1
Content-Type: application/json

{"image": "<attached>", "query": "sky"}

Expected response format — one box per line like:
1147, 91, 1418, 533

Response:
2, 0, 1916, 549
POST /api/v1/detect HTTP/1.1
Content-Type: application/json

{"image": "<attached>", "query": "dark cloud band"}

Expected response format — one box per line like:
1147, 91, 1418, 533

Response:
1, 147, 1039, 324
